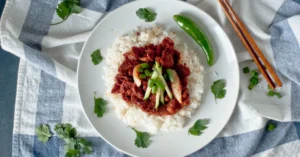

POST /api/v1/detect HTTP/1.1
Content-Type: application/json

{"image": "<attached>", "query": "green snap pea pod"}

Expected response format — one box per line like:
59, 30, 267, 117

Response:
173, 15, 214, 66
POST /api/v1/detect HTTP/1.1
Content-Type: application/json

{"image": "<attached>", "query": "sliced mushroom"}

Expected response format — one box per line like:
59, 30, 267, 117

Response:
170, 70, 182, 103
133, 64, 142, 87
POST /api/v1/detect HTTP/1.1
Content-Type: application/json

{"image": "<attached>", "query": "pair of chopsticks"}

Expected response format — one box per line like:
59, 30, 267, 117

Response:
218, 0, 282, 89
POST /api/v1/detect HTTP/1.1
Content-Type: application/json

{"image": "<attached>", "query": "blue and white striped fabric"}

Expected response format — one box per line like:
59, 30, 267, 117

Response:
1, 0, 300, 156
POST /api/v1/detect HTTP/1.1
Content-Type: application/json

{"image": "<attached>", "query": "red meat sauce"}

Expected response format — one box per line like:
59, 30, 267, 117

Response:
111, 37, 191, 116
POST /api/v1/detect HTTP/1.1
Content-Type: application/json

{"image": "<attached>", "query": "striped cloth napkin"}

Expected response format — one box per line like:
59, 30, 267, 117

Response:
1, 0, 300, 156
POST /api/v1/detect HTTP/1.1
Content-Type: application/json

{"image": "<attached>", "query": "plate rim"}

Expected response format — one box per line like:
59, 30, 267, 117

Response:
77, 0, 240, 156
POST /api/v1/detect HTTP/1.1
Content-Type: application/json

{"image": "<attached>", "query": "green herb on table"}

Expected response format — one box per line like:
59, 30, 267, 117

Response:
65, 149, 80, 157
243, 67, 250, 73
36, 124, 52, 143
136, 8, 157, 22
91, 49, 103, 65
188, 119, 209, 136
248, 70, 259, 90
267, 123, 276, 131
94, 95, 107, 118
211, 79, 226, 100
52, 0, 81, 25
267, 86, 282, 99
132, 128, 151, 148
54, 123, 93, 156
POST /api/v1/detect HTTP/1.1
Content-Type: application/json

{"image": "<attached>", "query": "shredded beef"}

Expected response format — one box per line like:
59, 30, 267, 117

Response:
111, 37, 191, 116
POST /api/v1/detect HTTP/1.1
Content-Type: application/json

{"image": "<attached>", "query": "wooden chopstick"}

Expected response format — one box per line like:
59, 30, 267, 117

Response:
218, 0, 282, 89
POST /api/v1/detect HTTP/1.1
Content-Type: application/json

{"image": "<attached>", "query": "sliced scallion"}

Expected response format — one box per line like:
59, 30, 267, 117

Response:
139, 74, 147, 79
166, 69, 174, 82
160, 90, 165, 104
153, 80, 165, 89
155, 89, 161, 109
140, 63, 149, 69
138, 67, 143, 73
144, 69, 151, 76
154, 69, 172, 99
152, 86, 158, 93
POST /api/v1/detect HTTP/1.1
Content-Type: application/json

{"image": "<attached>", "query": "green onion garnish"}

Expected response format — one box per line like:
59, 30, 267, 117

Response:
140, 63, 149, 69
139, 74, 147, 79
152, 86, 158, 93
144, 69, 151, 76
166, 69, 174, 82
243, 67, 250, 73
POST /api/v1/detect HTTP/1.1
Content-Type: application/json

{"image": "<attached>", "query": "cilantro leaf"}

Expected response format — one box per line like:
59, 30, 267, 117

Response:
78, 138, 93, 154
94, 96, 107, 118
55, 123, 93, 156
188, 119, 209, 136
211, 80, 226, 100
243, 67, 250, 73
136, 8, 157, 22
52, 0, 81, 25
64, 138, 77, 151
54, 123, 77, 139
65, 149, 80, 157
267, 123, 276, 131
36, 124, 52, 143
132, 128, 151, 148
91, 49, 103, 65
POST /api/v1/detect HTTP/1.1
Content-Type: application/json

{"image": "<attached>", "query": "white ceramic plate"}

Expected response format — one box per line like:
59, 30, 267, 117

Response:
77, 0, 239, 156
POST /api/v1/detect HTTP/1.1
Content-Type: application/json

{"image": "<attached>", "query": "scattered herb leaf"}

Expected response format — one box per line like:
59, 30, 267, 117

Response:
91, 49, 103, 65
94, 96, 107, 118
248, 84, 254, 90
188, 119, 209, 136
275, 93, 282, 98
78, 138, 93, 154
54, 123, 93, 156
268, 90, 275, 96
136, 8, 157, 22
52, 0, 81, 25
251, 70, 259, 77
267, 123, 276, 131
65, 149, 80, 157
132, 128, 151, 148
54, 123, 77, 139
36, 124, 52, 143
211, 80, 226, 100
246, 69, 259, 90
267, 86, 282, 99
243, 67, 250, 73
250, 77, 259, 85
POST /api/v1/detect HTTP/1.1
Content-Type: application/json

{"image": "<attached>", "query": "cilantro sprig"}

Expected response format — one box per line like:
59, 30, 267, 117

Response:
52, 0, 81, 25
36, 123, 93, 156
132, 128, 151, 148
94, 96, 107, 118
136, 8, 157, 22
36, 124, 52, 143
211, 79, 226, 100
91, 49, 103, 65
188, 119, 209, 136
54, 123, 93, 156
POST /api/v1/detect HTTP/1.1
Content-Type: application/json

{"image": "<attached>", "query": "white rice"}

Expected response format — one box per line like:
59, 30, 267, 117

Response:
103, 26, 204, 133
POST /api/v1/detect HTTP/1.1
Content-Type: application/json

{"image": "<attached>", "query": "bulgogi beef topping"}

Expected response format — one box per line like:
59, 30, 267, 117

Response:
111, 37, 191, 116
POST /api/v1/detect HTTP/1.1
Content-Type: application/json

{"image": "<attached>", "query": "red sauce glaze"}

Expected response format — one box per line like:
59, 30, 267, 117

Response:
111, 37, 191, 116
